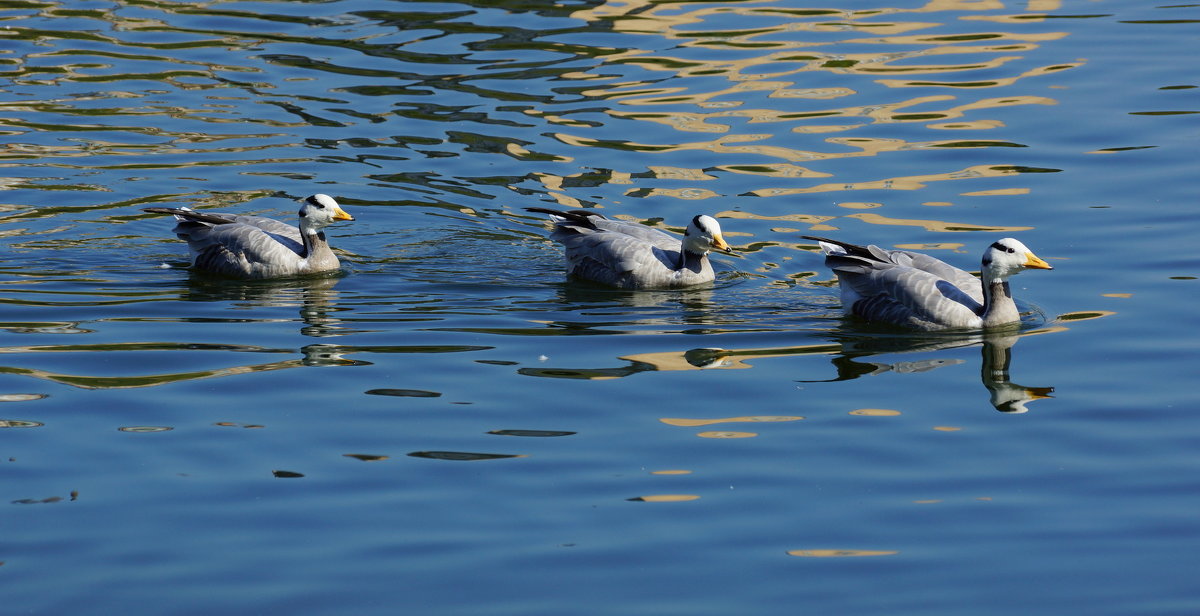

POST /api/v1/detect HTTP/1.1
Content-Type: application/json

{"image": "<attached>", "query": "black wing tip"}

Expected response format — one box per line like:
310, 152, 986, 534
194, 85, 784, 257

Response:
526, 206, 602, 216
142, 207, 234, 226
525, 207, 606, 225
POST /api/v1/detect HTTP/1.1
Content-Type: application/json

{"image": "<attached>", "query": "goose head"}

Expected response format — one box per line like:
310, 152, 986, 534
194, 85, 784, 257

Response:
981, 238, 1052, 280
297, 194, 354, 234
682, 215, 733, 256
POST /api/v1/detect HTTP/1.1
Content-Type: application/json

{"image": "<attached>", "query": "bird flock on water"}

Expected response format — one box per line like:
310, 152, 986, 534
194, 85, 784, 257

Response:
143, 195, 1052, 331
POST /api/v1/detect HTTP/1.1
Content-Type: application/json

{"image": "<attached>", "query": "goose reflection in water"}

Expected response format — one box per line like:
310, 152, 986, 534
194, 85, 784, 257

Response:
179, 275, 350, 338
521, 331, 1053, 413
802, 331, 1054, 413
978, 333, 1054, 414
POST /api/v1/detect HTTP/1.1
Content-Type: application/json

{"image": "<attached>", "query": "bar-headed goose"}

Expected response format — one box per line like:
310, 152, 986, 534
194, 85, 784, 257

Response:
528, 207, 733, 289
804, 236, 1052, 330
144, 194, 354, 279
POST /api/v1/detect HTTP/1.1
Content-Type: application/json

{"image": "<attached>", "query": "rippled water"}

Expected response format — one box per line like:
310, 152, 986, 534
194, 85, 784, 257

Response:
3, 1, 1198, 614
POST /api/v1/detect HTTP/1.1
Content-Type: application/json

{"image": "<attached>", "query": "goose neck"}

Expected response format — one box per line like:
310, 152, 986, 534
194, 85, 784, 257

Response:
300, 228, 328, 259
980, 270, 1018, 326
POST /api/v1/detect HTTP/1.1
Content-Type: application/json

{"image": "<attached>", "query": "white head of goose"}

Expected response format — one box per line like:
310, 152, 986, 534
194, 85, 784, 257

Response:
804, 235, 1052, 330
144, 194, 354, 279
528, 207, 733, 290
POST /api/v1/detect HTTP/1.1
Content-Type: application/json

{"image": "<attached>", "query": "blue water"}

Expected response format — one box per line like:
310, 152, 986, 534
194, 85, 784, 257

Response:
2, 1, 1199, 614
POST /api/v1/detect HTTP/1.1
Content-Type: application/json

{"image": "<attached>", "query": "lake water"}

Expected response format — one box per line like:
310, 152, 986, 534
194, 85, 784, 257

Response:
2, 0, 1198, 614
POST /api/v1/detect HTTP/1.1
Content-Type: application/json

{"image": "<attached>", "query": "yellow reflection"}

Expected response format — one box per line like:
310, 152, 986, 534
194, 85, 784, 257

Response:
1056, 310, 1116, 322
716, 210, 837, 226
877, 61, 1080, 89
933, 426, 963, 431
715, 163, 831, 179
660, 416, 804, 427
631, 494, 701, 502
651, 470, 693, 475
849, 409, 902, 416
633, 187, 720, 200
648, 166, 717, 181
620, 342, 840, 372
599, 93, 1057, 138
838, 212, 1034, 233
960, 188, 1029, 196
746, 163, 1048, 198
930, 120, 1005, 130
787, 549, 898, 558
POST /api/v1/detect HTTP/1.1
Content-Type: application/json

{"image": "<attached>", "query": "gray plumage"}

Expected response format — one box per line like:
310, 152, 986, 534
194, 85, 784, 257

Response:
528, 207, 733, 289
804, 235, 1052, 330
144, 194, 354, 279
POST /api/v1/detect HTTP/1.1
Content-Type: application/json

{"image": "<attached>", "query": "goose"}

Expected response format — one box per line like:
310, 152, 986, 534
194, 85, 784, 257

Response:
143, 194, 354, 279
527, 207, 733, 289
803, 235, 1052, 330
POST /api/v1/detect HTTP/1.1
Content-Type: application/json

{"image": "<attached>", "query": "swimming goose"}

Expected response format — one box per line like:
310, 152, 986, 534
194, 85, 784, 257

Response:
143, 194, 354, 279
527, 207, 733, 289
804, 235, 1052, 330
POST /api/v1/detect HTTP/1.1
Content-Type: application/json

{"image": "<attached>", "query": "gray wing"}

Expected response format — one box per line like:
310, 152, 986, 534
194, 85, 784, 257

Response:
581, 217, 680, 251
530, 208, 711, 289
832, 259, 982, 329
806, 236, 983, 328
553, 227, 685, 288
146, 208, 307, 277
884, 249, 983, 304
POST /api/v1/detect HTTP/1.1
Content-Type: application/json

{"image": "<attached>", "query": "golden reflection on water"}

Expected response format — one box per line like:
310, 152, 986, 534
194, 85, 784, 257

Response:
849, 408, 903, 416
787, 549, 898, 558
628, 494, 701, 503
619, 343, 838, 372
660, 416, 804, 427
556, 0, 1080, 250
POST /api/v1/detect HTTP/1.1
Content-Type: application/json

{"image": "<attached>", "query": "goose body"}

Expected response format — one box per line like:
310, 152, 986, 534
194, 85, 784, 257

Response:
804, 235, 1052, 330
144, 194, 354, 279
528, 207, 733, 289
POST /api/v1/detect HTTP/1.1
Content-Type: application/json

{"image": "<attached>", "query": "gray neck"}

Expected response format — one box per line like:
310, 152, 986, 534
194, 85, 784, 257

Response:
301, 229, 329, 260
980, 276, 1020, 327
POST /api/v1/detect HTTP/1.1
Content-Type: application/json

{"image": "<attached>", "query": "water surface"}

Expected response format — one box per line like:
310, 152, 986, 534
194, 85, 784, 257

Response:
2, 1, 1198, 614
